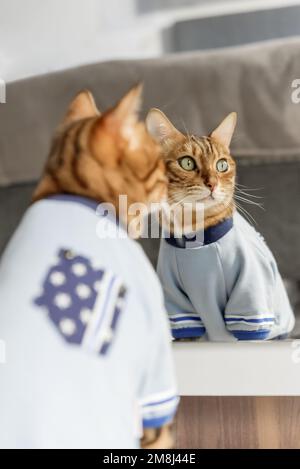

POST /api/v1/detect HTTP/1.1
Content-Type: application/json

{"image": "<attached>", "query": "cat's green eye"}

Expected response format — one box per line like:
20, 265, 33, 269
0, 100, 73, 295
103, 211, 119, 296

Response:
216, 158, 229, 173
178, 156, 196, 171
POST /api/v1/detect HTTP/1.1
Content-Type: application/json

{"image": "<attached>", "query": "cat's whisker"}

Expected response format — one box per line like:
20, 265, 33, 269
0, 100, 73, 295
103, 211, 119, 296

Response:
234, 194, 265, 210
237, 205, 256, 225
235, 188, 263, 199
168, 193, 194, 208
236, 198, 264, 208
235, 201, 258, 226
186, 189, 202, 195
235, 183, 264, 192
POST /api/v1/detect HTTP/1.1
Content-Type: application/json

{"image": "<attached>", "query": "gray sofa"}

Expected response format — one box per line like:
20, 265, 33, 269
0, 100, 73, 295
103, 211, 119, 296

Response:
164, 4, 300, 52
1, 38, 300, 307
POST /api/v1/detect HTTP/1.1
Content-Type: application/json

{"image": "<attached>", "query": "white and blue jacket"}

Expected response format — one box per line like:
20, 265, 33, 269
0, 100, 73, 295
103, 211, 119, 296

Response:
0, 195, 178, 449
158, 212, 295, 342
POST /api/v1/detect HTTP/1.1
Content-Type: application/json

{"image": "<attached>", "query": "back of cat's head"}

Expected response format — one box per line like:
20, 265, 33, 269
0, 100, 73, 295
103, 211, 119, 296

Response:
33, 85, 167, 215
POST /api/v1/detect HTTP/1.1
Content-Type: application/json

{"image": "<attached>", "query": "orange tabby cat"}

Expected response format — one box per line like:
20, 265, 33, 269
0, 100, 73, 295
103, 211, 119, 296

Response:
146, 108, 237, 230
30, 87, 173, 448
146, 108, 294, 344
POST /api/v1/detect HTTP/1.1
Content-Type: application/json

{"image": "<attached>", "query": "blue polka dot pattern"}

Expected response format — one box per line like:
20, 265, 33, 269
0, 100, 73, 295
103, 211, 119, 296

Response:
34, 249, 127, 355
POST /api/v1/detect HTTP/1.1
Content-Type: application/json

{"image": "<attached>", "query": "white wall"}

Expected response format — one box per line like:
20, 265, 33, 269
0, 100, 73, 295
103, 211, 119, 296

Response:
0, 0, 299, 83
0, 0, 162, 82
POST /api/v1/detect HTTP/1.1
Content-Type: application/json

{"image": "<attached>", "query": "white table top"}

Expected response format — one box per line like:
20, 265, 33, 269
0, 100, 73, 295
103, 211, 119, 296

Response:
173, 340, 300, 396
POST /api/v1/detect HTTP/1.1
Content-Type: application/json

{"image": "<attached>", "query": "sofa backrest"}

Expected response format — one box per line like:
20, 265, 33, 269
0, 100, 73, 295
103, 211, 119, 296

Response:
1, 37, 300, 187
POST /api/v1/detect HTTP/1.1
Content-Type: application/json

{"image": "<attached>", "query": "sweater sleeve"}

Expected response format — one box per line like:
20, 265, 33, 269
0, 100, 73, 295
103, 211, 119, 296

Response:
157, 241, 206, 340
223, 245, 276, 340
138, 277, 179, 428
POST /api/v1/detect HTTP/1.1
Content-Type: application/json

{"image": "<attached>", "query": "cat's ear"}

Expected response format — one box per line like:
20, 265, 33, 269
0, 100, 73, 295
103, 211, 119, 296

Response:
63, 90, 100, 125
102, 83, 143, 142
146, 109, 184, 144
210, 112, 237, 149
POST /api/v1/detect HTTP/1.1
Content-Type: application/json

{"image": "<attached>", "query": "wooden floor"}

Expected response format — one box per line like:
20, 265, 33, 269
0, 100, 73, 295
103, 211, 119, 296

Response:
174, 397, 300, 449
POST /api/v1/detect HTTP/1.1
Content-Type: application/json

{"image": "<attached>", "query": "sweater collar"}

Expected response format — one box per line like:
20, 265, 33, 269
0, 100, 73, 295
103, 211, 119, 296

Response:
44, 194, 131, 233
45, 194, 99, 211
164, 217, 233, 249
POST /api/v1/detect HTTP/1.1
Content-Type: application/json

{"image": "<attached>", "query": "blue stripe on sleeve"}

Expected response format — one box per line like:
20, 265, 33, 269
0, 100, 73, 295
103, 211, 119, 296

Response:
143, 411, 177, 429
143, 395, 177, 408
170, 316, 202, 323
232, 329, 271, 340
225, 317, 274, 324
172, 326, 206, 339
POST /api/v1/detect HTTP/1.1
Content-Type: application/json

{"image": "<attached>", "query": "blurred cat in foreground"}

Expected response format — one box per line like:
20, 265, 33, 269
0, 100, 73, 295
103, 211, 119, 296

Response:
0, 86, 178, 449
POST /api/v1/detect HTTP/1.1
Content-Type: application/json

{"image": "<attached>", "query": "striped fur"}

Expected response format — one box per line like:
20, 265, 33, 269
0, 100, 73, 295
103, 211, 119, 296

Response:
33, 86, 167, 222
146, 110, 237, 230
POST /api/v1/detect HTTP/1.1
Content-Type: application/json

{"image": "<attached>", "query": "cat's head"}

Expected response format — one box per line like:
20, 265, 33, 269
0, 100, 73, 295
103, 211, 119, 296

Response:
33, 85, 167, 219
146, 109, 237, 225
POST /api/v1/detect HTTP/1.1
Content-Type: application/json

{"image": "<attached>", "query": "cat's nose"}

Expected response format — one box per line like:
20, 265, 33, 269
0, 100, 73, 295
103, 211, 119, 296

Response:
206, 181, 217, 192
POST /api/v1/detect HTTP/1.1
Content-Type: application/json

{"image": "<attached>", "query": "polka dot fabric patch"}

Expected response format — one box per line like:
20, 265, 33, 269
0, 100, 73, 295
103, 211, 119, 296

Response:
34, 249, 127, 355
